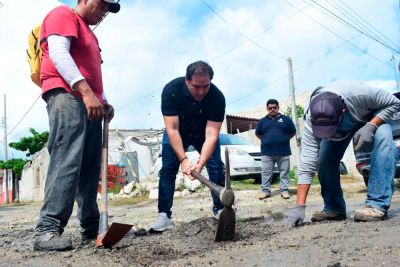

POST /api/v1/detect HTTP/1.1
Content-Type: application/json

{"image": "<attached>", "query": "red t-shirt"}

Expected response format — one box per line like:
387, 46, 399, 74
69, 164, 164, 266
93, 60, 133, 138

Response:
40, 5, 104, 103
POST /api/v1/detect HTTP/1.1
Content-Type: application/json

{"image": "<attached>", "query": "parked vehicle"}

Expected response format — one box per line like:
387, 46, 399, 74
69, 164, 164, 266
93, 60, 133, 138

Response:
354, 92, 400, 186
151, 133, 276, 179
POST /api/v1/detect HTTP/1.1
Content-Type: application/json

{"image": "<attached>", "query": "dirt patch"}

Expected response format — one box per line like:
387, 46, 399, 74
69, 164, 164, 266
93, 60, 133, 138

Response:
1, 185, 400, 266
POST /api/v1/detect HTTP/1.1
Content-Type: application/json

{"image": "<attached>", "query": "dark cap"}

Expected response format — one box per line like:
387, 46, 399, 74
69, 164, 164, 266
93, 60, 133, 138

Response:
104, 0, 120, 13
310, 91, 345, 138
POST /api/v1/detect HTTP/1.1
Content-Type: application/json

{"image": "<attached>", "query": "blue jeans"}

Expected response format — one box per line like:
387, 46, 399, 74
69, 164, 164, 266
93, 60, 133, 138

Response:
318, 124, 396, 213
35, 89, 102, 238
158, 133, 224, 218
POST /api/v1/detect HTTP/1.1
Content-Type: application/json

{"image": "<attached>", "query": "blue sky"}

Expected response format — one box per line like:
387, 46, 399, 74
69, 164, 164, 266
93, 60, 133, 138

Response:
0, 0, 399, 159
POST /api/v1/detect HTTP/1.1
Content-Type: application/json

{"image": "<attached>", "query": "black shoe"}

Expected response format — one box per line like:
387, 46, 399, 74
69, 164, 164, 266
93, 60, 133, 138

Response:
80, 232, 97, 246
33, 232, 73, 251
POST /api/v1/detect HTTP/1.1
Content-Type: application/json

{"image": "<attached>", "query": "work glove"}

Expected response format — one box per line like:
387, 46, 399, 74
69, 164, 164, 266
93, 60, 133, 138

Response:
353, 122, 377, 152
284, 205, 306, 227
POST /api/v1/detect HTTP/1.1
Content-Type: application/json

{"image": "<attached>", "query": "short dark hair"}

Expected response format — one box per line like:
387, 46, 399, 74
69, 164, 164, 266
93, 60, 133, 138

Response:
185, 61, 214, 81
266, 99, 279, 106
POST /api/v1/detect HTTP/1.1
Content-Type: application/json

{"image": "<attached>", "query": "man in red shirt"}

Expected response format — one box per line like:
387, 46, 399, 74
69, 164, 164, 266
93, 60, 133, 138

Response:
34, 0, 120, 251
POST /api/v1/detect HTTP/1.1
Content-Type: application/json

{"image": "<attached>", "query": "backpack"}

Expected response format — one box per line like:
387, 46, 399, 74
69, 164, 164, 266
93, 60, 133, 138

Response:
26, 23, 44, 87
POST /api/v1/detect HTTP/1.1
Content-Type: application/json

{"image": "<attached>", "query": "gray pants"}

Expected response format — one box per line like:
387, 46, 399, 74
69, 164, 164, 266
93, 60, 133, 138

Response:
35, 89, 102, 238
261, 155, 290, 193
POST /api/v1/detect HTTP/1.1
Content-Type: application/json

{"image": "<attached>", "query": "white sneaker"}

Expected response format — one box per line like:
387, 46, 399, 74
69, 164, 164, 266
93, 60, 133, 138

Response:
149, 212, 173, 232
213, 209, 223, 220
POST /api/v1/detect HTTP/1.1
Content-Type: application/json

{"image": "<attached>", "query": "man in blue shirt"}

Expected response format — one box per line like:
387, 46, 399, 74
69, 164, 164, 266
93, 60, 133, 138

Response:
255, 99, 296, 199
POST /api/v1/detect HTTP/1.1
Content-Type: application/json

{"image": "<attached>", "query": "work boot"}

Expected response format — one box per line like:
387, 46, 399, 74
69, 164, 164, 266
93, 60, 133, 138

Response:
257, 191, 271, 200
281, 191, 290, 199
148, 212, 173, 232
311, 210, 346, 222
354, 206, 388, 222
33, 232, 73, 251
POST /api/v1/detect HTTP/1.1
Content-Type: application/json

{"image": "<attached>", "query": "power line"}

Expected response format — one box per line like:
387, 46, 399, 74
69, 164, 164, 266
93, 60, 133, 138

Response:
116, 88, 161, 111
307, 0, 400, 55
211, 0, 317, 62
283, 0, 393, 68
228, 34, 361, 106
115, 1, 316, 112
198, 0, 287, 61
333, 0, 399, 51
0, 93, 41, 143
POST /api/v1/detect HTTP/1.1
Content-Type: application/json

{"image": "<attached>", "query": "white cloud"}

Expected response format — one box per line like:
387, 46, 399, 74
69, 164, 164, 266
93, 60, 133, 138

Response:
0, 0, 399, 159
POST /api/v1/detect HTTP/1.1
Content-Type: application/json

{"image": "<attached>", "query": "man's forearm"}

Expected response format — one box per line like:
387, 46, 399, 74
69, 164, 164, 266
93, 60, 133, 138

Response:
296, 184, 311, 205
166, 129, 186, 161
369, 116, 384, 127
198, 136, 218, 166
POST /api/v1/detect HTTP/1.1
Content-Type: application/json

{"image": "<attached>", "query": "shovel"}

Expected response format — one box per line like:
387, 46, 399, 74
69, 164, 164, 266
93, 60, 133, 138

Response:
191, 147, 236, 242
96, 117, 133, 249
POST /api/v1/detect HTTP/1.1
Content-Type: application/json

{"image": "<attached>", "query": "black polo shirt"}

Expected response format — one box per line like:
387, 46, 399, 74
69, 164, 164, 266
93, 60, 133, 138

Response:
161, 77, 225, 144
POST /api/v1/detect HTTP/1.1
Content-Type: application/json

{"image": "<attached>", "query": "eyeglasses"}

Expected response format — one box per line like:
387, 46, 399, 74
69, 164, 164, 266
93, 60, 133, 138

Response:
267, 106, 278, 110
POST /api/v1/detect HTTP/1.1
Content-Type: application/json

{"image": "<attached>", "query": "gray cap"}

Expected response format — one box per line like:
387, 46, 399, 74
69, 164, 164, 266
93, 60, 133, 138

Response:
310, 91, 345, 138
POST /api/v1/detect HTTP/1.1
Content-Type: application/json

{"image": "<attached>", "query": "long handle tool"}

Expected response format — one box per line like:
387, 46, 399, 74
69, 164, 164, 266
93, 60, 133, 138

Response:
191, 147, 235, 241
96, 118, 133, 249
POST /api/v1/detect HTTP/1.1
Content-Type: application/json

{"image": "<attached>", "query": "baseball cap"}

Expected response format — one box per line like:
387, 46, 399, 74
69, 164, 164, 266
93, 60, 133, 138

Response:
104, 0, 120, 13
310, 91, 345, 138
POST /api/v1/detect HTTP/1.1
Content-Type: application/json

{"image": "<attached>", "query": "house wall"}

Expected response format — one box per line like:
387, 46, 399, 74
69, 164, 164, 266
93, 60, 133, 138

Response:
18, 129, 163, 203
20, 148, 48, 203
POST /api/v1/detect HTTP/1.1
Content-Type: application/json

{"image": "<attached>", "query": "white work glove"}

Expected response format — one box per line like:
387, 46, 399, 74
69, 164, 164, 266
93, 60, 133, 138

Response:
353, 122, 377, 152
284, 205, 306, 227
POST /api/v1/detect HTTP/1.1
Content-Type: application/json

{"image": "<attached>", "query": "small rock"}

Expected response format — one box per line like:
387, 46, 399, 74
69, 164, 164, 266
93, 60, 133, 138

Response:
149, 189, 159, 199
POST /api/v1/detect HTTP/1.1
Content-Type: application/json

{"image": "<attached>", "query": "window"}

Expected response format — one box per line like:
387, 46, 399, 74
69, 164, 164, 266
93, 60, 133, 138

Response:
219, 134, 252, 145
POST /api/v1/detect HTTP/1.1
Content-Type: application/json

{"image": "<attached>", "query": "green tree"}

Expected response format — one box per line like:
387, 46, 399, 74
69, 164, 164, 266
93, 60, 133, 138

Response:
0, 159, 29, 178
9, 128, 49, 157
2, 128, 48, 178
284, 105, 304, 119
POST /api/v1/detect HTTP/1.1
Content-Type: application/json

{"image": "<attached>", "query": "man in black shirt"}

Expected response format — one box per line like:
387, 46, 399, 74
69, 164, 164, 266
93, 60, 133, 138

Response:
149, 61, 226, 232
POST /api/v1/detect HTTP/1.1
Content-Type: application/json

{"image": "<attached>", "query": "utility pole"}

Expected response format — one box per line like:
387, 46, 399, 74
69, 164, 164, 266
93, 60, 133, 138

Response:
287, 58, 301, 175
3, 94, 8, 204
391, 55, 399, 91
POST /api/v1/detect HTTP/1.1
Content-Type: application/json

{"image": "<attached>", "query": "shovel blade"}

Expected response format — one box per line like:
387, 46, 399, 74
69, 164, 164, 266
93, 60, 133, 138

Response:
96, 222, 133, 249
215, 207, 235, 242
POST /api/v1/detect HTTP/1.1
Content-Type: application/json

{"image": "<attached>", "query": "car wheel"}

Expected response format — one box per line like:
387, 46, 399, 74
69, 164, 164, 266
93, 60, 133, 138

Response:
253, 174, 261, 184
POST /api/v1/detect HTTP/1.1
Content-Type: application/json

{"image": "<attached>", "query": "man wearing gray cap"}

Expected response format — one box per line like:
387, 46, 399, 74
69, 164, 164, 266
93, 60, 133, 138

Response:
286, 80, 399, 226
34, 0, 120, 251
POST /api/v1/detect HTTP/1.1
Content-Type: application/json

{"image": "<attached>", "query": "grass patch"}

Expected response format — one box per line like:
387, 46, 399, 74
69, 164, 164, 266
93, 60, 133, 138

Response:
109, 193, 149, 206
231, 179, 260, 190
289, 169, 320, 185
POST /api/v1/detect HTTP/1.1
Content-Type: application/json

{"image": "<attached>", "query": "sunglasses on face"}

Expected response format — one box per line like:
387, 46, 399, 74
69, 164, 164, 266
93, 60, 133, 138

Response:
267, 106, 278, 110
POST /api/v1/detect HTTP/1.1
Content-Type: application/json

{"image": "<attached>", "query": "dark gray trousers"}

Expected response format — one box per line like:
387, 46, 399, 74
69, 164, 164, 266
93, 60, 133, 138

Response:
35, 89, 102, 238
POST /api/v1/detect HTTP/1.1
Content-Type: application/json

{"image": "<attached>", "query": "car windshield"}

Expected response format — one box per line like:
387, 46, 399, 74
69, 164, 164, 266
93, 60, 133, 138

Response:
219, 134, 252, 145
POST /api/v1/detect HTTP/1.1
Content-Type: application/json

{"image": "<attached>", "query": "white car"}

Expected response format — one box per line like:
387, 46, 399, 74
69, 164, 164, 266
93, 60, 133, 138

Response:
151, 133, 265, 179
218, 133, 262, 177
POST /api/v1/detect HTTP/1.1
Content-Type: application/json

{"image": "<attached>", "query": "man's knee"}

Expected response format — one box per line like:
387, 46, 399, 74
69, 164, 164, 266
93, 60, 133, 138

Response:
374, 124, 393, 144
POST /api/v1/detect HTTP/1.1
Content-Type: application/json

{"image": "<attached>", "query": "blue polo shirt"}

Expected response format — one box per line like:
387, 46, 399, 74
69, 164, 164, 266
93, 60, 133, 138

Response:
255, 114, 296, 156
